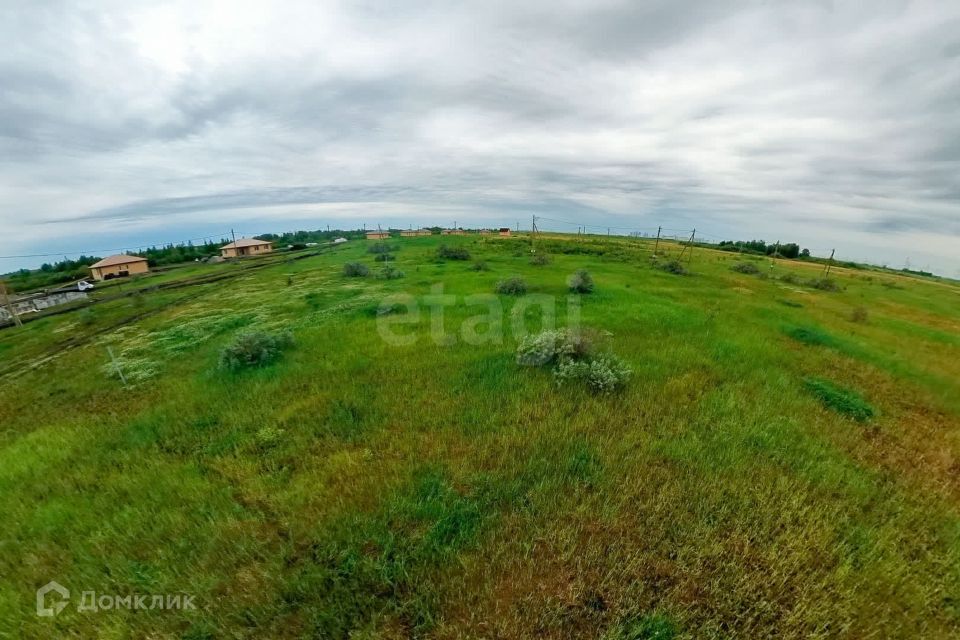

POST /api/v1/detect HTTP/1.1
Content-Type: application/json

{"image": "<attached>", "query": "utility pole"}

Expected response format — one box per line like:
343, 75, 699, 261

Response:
231, 228, 237, 246
823, 249, 835, 278
107, 346, 127, 387
688, 229, 696, 265
531, 214, 537, 252
1, 280, 22, 328
654, 226, 661, 256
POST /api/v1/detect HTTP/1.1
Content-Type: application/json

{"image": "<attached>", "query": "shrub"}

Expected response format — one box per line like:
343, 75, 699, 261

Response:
530, 253, 550, 266
374, 253, 395, 262
343, 262, 370, 277
470, 260, 490, 272
554, 354, 632, 393
78, 308, 96, 326
778, 299, 803, 308
437, 245, 471, 260
806, 278, 840, 291
304, 292, 322, 309
606, 612, 678, 640
367, 242, 392, 255
376, 265, 405, 280
495, 277, 527, 295
850, 306, 869, 323
254, 426, 284, 450
785, 325, 837, 347
804, 377, 876, 422
731, 262, 761, 275
658, 260, 687, 275
516, 329, 594, 367
376, 302, 408, 316
568, 269, 594, 293
219, 330, 294, 370
779, 273, 800, 284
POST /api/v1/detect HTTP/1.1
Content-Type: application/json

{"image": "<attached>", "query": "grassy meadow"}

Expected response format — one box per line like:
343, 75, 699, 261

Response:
1, 233, 959, 638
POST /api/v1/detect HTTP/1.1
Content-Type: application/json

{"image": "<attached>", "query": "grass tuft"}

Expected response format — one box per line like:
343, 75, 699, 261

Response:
804, 377, 877, 422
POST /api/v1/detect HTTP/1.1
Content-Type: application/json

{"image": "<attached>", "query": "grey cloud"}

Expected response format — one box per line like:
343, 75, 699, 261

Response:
1, 0, 959, 274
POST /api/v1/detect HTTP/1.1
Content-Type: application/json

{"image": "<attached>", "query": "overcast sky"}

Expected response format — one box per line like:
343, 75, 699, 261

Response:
2, 1, 959, 275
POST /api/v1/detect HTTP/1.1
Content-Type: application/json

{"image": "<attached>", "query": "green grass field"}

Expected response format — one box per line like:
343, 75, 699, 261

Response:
2, 233, 959, 638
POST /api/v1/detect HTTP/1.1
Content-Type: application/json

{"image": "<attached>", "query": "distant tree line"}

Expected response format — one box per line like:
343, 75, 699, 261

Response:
717, 240, 810, 259
258, 228, 366, 246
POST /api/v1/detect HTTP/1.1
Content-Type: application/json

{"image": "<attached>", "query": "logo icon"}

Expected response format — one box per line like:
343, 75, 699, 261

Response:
36, 581, 69, 617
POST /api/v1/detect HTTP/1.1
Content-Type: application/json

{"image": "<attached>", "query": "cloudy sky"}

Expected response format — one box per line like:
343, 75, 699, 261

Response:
2, 0, 959, 275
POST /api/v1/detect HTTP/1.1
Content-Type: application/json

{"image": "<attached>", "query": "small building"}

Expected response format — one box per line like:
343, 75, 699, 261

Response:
220, 238, 274, 258
498, 228, 512, 237
366, 231, 390, 240
88, 254, 150, 281
479, 229, 493, 235
400, 229, 432, 237
442, 229, 465, 236
0, 290, 90, 324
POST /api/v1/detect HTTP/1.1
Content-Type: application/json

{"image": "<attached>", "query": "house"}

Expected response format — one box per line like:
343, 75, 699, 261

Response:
400, 229, 432, 237
479, 229, 492, 235
498, 228, 512, 237
221, 238, 273, 258
366, 231, 390, 240
88, 254, 150, 281
441, 229, 465, 236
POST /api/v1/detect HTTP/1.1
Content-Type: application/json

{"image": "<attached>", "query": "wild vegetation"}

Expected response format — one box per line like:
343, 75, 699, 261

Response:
1, 232, 958, 638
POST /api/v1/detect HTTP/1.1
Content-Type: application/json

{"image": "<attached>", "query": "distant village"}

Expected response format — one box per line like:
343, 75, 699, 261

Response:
1, 226, 513, 325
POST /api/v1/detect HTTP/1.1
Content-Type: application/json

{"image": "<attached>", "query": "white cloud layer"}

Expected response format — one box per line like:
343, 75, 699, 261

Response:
1, 0, 958, 274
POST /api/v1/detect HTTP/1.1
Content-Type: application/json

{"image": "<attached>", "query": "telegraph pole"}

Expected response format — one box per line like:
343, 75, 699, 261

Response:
823, 249, 836, 277
654, 226, 661, 255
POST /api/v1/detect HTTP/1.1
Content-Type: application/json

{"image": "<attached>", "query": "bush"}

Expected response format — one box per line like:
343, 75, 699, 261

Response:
658, 260, 687, 275
376, 302, 408, 316
343, 262, 370, 277
495, 277, 527, 295
806, 278, 840, 291
376, 265, 405, 280
850, 306, 869, 323
779, 273, 801, 285
731, 262, 761, 275
785, 325, 837, 347
470, 260, 490, 271
437, 245, 471, 260
78, 308, 96, 326
530, 253, 550, 266
567, 269, 594, 293
804, 377, 876, 422
554, 354, 632, 393
516, 329, 594, 367
219, 330, 294, 370
374, 253, 395, 262
367, 242, 392, 255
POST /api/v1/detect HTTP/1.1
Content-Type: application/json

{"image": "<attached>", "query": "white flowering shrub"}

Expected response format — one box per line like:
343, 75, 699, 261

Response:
516, 329, 591, 366
554, 354, 632, 393
516, 329, 630, 393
